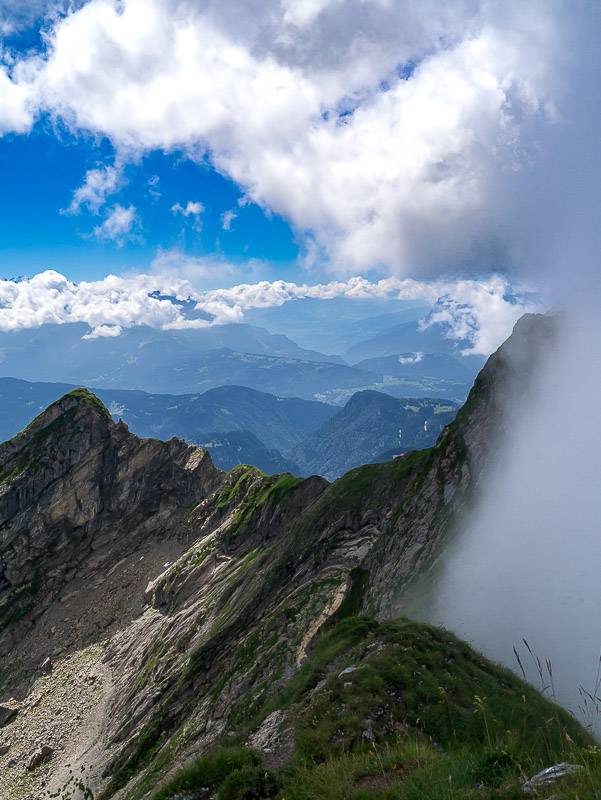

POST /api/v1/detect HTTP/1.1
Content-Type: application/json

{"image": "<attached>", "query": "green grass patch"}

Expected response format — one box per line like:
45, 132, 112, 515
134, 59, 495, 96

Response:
149, 747, 262, 800
0, 449, 41, 485
64, 388, 112, 420
122, 616, 599, 800
220, 471, 308, 538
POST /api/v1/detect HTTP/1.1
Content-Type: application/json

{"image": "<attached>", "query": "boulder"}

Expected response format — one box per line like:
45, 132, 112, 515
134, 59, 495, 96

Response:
522, 762, 583, 794
338, 666, 358, 678
27, 745, 54, 771
246, 709, 294, 769
0, 703, 19, 727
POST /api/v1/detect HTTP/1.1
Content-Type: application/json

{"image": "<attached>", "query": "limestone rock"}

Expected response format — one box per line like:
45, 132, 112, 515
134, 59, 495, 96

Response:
27, 744, 53, 770
0, 703, 19, 727
522, 762, 583, 794
247, 710, 294, 770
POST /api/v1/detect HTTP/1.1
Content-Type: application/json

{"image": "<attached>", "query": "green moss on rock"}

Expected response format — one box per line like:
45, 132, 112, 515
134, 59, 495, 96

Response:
64, 387, 112, 420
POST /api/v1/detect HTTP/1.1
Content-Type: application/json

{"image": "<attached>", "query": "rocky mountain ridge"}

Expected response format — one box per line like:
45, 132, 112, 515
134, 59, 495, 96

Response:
0, 314, 570, 800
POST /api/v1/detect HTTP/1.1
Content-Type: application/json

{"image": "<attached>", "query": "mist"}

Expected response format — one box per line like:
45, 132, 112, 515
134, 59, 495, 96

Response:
387, 0, 601, 731
405, 308, 601, 730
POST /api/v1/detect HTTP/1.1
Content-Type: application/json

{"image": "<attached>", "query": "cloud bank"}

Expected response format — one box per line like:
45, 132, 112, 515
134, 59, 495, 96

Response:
0, 0, 589, 276
0, 270, 538, 353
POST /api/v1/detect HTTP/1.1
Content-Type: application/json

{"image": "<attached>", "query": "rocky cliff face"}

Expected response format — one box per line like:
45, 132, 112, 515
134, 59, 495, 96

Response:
0, 315, 558, 800
0, 390, 222, 679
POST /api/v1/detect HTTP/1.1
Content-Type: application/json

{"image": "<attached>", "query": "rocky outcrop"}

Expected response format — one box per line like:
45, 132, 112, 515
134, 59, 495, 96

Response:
0, 389, 223, 683
0, 316, 558, 799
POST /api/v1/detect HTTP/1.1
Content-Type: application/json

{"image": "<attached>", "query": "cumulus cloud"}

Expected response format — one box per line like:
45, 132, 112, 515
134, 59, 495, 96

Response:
198, 274, 539, 353
0, 0, 589, 276
93, 204, 138, 244
0, 270, 539, 353
0, 270, 208, 338
66, 164, 122, 214
0, 65, 33, 133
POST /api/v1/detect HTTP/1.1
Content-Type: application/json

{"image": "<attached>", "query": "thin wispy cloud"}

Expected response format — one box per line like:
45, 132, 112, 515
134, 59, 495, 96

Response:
221, 210, 237, 231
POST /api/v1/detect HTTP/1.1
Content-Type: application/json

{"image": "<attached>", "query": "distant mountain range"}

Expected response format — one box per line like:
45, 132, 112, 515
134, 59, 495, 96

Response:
0, 321, 342, 378
0, 323, 376, 399
0, 378, 457, 479
0, 311, 477, 474
291, 390, 458, 480
344, 319, 466, 362
0, 317, 482, 402
348, 352, 485, 401
354, 352, 477, 380
0, 377, 335, 453
192, 430, 301, 474
245, 297, 430, 354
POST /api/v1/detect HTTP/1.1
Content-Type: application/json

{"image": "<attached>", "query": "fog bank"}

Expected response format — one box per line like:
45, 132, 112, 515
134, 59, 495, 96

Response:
407, 310, 601, 730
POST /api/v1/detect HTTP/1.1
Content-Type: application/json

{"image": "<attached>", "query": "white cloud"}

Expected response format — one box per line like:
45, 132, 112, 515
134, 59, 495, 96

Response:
398, 353, 424, 365
281, 0, 342, 28
0, 65, 33, 133
81, 323, 122, 339
0, 269, 538, 354
147, 173, 161, 199
171, 200, 204, 231
221, 209, 236, 231
0, 0, 51, 36
0, 0, 584, 276
0, 270, 208, 338
66, 164, 122, 214
150, 247, 238, 285
195, 274, 539, 353
93, 204, 138, 244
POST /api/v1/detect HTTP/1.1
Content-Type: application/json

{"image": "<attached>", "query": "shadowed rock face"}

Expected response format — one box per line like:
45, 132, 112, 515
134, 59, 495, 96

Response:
0, 315, 557, 799
0, 390, 223, 668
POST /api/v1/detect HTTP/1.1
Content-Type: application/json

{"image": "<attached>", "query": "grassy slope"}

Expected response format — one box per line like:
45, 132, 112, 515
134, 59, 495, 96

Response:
145, 617, 601, 800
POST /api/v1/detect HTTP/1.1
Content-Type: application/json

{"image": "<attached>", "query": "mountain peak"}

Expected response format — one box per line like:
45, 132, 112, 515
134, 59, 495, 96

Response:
61, 387, 112, 417
3, 387, 113, 449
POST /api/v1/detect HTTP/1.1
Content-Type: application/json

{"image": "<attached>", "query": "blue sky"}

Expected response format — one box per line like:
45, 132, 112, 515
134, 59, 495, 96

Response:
0, 9, 300, 283
0, 123, 299, 283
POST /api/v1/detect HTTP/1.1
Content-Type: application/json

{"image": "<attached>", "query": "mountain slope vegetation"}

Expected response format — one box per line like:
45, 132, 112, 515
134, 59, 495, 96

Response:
0, 313, 588, 800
